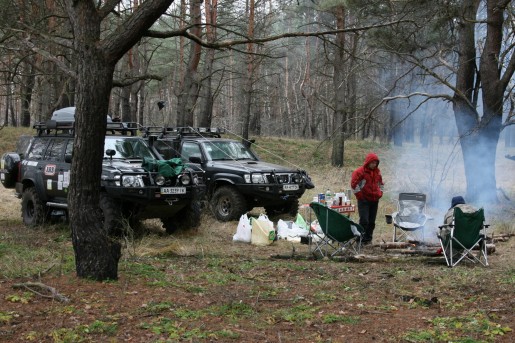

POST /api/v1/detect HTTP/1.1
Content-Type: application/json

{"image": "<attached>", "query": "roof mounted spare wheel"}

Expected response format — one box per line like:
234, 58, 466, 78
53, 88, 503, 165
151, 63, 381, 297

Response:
1, 152, 21, 188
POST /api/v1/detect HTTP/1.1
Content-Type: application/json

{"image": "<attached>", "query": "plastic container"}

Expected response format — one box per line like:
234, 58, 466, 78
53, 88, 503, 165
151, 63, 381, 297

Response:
335, 192, 345, 206
325, 189, 332, 206
385, 214, 393, 224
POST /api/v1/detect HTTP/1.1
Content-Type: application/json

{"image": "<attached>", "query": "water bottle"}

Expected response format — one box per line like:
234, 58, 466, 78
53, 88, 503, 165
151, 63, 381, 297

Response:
325, 189, 332, 207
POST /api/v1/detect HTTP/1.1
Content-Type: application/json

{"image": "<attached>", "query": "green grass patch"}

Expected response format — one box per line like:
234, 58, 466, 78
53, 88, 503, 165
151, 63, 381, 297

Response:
0, 311, 16, 323
276, 304, 317, 324
403, 312, 512, 342
49, 319, 118, 342
140, 301, 174, 315
139, 317, 209, 340
322, 314, 361, 324
0, 241, 75, 279
211, 301, 256, 320
122, 260, 166, 280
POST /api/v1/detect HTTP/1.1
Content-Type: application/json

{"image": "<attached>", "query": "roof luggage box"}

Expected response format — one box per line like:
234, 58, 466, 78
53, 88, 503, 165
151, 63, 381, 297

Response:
51, 107, 113, 123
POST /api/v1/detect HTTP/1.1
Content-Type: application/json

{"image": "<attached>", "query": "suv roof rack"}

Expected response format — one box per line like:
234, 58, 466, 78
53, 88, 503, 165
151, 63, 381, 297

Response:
140, 127, 225, 139
34, 120, 139, 136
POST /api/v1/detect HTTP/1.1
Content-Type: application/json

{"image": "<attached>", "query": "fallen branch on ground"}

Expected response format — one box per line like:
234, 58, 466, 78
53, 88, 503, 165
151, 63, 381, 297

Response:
385, 249, 440, 256
490, 233, 514, 243
378, 242, 416, 250
474, 244, 496, 254
338, 254, 389, 262
12, 282, 70, 303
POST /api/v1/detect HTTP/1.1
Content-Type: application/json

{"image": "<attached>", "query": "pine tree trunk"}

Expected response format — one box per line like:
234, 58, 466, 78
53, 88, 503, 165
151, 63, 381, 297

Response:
332, 6, 346, 167
66, 0, 120, 280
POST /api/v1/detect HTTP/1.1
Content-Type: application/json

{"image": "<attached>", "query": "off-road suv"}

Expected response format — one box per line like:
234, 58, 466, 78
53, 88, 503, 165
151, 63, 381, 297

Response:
141, 127, 314, 222
0, 111, 205, 234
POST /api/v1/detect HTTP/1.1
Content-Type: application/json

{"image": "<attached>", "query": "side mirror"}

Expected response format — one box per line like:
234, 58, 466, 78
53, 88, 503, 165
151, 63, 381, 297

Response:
65, 154, 73, 163
105, 149, 116, 160
189, 156, 201, 164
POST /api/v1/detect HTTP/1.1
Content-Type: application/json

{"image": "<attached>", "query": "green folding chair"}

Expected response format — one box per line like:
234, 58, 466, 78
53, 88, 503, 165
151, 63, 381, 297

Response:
437, 207, 489, 267
309, 202, 364, 258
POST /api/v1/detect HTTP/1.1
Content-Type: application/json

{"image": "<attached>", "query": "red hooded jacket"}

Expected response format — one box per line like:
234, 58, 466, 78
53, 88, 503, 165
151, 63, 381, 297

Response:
350, 153, 384, 202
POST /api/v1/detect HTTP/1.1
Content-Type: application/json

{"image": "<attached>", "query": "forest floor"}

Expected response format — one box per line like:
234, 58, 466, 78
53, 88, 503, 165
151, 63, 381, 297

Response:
0, 192, 514, 342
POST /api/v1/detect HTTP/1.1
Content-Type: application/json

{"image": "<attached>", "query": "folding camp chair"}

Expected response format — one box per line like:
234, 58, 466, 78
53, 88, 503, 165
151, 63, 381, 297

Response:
437, 207, 489, 267
309, 202, 364, 258
391, 193, 429, 242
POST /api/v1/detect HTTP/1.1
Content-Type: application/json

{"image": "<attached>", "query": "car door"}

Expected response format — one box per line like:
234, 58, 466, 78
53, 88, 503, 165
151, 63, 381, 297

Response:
24, 137, 50, 198
41, 138, 69, 201
180, 141, 203, 164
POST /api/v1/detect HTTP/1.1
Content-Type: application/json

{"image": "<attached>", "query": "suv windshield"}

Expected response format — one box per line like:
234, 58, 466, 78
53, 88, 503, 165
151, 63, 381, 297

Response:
104, 137, 155, 160
203, 141, 256, 161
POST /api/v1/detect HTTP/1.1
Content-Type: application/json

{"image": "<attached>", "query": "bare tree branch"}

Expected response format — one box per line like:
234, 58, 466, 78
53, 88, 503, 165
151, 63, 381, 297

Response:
20, 38, 76, 78
99, 0, 122, 19
144, 19, 414, 49
112, 74, 163, 87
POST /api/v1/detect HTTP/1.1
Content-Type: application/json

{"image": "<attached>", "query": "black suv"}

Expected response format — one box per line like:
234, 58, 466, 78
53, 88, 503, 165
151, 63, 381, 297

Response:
0, 114, 205, 234
141, 127, 314, 221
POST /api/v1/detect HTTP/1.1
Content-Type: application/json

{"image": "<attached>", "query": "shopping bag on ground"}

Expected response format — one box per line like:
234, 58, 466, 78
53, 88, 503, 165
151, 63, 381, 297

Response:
233, 213, 252, 243
277, 219, 309, 240
251, 214, 275, 245
276, 219, 291, 239
295, 213, 309, 232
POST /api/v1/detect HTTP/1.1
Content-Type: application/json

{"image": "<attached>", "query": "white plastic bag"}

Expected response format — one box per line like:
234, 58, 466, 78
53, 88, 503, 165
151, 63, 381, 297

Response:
233, 213, 252, 243
276, 219, 290, 239
277, 219, 309, 240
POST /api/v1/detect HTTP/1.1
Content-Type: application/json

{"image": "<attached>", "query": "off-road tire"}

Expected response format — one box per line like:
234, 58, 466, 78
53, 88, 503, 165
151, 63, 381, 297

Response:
211, 185, 247, 222
99, 193, 124, 236
176, 200, 202, 230
265, 198, 299, 218
161, 218, 179, 234
21, 187, 48, 227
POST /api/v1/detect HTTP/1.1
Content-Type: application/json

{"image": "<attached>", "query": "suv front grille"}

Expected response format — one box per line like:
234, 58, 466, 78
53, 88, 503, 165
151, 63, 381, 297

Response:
264, 173, 297, 184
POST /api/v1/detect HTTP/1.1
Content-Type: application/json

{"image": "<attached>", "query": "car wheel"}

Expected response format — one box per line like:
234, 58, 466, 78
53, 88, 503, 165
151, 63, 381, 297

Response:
161, 218, 179, 234
21, 187, 48, 227
99, 194, 123, 236
175, 200, 202, 230
210, 185, 247, 222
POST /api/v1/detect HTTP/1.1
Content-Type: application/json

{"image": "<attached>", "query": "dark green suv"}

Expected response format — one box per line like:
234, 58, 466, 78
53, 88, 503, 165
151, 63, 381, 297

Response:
0, 112, 205, 234
141, 127, 314, 222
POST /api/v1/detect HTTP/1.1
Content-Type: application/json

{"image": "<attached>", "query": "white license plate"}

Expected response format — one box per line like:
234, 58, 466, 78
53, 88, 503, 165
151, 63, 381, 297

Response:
283, 184, 299, 191
160, 187, 186, 194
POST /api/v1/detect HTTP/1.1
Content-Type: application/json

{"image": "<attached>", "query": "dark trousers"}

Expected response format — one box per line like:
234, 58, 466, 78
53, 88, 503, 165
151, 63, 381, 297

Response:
357, 200, 379, 242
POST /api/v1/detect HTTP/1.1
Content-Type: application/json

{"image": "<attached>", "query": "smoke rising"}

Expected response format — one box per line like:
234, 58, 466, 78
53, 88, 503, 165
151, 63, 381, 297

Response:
384, 101, 515, 243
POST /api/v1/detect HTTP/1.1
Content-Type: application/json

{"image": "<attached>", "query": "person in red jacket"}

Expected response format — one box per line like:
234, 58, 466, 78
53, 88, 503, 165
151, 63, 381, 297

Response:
351, 153, 384, 244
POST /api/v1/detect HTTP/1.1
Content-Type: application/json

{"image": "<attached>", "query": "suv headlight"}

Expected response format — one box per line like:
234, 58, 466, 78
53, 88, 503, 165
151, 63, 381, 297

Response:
244, 173, 266, 184
180, 174, 191, 186
292, 174, 302, 183
155, 175, 166, 186
122, 175, 144, 187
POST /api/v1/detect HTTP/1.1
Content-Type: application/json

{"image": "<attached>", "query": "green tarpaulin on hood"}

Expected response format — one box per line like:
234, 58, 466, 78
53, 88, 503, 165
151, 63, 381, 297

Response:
142, 157, 184, 177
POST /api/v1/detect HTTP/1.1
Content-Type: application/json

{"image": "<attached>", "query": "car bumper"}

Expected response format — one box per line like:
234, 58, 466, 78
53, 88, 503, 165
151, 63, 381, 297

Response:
236, 184, 305, 205
105, 184, 205, 203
